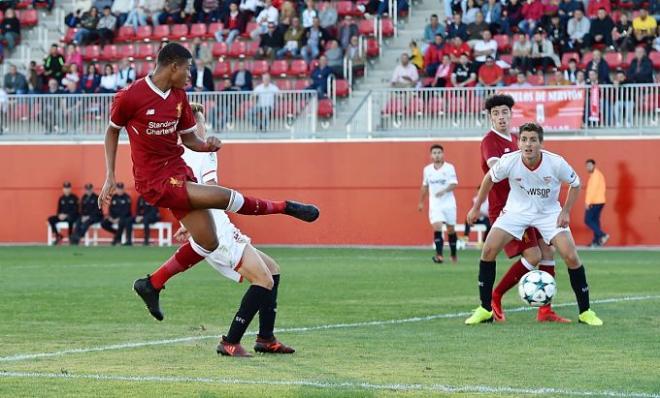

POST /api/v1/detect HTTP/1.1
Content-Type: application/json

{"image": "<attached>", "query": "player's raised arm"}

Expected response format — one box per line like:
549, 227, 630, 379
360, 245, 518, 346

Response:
180, 129, 223, 152
98, 125, 121, 209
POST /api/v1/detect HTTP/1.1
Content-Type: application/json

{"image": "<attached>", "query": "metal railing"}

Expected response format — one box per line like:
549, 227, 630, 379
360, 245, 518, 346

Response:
0, 90, 319, 139
345, 89, 373, 138
347, 84, 660, 137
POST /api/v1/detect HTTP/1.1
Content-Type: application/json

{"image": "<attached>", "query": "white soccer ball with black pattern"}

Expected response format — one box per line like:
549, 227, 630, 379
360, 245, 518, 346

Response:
518, 270, 556, 307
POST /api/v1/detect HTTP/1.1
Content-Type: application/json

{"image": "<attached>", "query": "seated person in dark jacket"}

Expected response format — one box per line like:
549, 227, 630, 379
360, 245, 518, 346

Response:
585, 49, 611, 84
307, 55, 334, 97
0, 8, 21, 51
626, 46, 654, 83
588, 8, 614, 48
71, 183, 103, 245
190, 58, 214, 91
257, 22, 284, 59
231, 60, 253, 91
134, 195, 161, 246
100, 182, 133, 246
47, 181, 79, 245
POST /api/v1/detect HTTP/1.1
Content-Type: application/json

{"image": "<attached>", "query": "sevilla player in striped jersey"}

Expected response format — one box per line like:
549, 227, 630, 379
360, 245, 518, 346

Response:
465, 94, 569, 324
98, 43, 319, 323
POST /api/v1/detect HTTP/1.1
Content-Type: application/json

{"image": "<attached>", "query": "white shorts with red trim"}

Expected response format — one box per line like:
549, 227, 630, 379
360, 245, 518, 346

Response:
492, 210, 569, 245
193, 210, 250, 283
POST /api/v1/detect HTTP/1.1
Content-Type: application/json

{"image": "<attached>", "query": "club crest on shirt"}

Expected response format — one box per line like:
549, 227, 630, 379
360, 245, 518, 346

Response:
543, 176, 552, 185
176, 102, 183, 118
169, 177, 183, 188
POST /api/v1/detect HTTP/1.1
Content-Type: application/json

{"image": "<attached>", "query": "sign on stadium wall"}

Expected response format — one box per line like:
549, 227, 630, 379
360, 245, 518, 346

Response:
500, 87, 586, 132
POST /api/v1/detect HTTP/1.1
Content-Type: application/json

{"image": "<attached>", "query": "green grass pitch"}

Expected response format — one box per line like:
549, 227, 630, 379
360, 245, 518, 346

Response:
1, 246, 659, 397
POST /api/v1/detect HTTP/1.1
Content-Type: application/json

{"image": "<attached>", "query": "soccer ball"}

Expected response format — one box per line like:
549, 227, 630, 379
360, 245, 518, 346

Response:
518, 270, 556, 307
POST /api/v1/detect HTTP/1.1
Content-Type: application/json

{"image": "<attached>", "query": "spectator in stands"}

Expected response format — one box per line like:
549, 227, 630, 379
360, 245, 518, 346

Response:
231, 60, 253, 91
257, 22, 284, 59
509, 71, 532, 87
0, 8, 20, 52
116, 58, 136, 89
74, 7, 100, 45
250, 73, 280, 130
62, 63, 81, 88
448, 0, 463, 18
239, 0, 260, 19
112, 0, 132, 26
124, 0, 149, 28
586, 68, 599, 85
196, 0, 221, 22
47, 181, 79, 245
183, 0, 197, 22
466, 11, 489, 47
655, 26, 660, 52
44, 44, 65, 82
574, 69, 587, 86
63, 78, 82, 94
216, 2, 247, 46
447, 12, 468, 41
70, 183, 103, 246
64, 44, 83, 75
626, 46, 654, 84
279, 1, 296, 29
545, 14, 567, 54
423, 14, 445, 47
588, 7, 614, 49
190, 58, 214, 91
542, 0, 560, 24
462, 0, 481, 25
308, 55, 334, 96
4, 64, 28, 94
301, 17, 331, 64
613, 69, 633, 127
518, 0, 544, 36
40, 78, 64, 133
325, 39, 344, 77
558, 0, 583, 27
409, 41, 424, 71
451, 53, 476, 87
424, 34, 446, 76
156, 0, 185, 25
191, 37, 213, 64
98, 63, 119, 93
364, 0, 388, 18
319, 0, 338, 30
28, 60, 43, 93
101, 182, 133, 246
529, 28, 560, 72
65, 8, 82, 28
585, 49, 611, 84
566, 9, 590, 52
612, 12, 633, 51
81, 63, 101, 93
135, 195, 161, 246
302, 0, 318, 29
630, 9, 657, 50
482, 0, 503, 33
511, 33, 531, 73
477, 55, 503, 87
35, 0, 55, 12
564, 58, 579, 82
472, 29, 497, 69
446, 36, 471, 63
501, 0, 522, 35
94, 0, 114, 10
339, 15, 358, 50
391, 53, 419, 88
586, 0, 610, 18
97, 6, 117, 47
428, 54, 452, 87
251, 0, 279, 40
277, 16, 304, 58
551, 68, 570, 85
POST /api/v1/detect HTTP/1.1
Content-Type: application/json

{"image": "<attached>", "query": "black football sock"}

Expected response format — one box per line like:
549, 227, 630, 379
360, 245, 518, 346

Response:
568, 265, 590, 313
258, 274, 280, 339
479, 260, 496, 311
225, 285, 270, 344
434, 231, 444, 256
448, 233, 458, 257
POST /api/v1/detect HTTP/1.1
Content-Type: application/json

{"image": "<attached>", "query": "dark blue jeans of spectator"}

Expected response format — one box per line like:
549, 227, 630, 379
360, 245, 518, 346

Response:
584, 204, 605, 244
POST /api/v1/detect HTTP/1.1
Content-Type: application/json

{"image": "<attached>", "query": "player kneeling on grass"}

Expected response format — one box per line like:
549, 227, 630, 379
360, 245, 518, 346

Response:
465, 122, 603, 326
175, 103, 294, 357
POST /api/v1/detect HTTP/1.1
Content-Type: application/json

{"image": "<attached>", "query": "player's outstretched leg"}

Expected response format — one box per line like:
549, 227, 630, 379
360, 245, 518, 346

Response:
551, 231, 603, 326
491, 256, 536, 322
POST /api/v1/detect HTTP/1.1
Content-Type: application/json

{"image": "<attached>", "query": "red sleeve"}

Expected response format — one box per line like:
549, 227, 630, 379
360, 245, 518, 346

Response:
481, 135, 501, 166
176, 92, 197, 135
109, 88, 132, 128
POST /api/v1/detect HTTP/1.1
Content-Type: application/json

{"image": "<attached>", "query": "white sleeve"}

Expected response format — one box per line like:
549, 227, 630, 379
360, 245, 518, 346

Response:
557, 157, 580, 188
422, 168, 428, 186
201, 152, 218, 184
489, 155, 512, 183
447, 164, 458, 185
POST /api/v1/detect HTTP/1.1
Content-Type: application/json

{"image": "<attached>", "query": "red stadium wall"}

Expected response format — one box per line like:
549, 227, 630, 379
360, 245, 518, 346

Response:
1, 138, 659, 246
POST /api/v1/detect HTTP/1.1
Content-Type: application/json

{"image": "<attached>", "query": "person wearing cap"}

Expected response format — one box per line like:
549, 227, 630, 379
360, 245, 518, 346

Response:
101, 182, 134, 246
70, 183, 104, 245
135, 195, 161, 246
47, 182, 79, 245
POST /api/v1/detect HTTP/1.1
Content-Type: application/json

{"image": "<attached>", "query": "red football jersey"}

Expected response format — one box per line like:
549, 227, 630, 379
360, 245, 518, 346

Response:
109, 76, 197, 185
480, 129, 519, 220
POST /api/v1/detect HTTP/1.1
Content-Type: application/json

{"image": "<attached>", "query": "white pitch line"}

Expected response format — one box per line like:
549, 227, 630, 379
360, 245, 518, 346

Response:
0, 295, 658, 363
0, 371, 658, 398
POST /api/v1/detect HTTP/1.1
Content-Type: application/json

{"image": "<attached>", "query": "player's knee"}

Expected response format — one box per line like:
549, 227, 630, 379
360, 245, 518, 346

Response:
525, 251, 542, 266
563, 251, 581, 268
253, 272, 274, 290
198, 236, 219, 252
481, 244, 498, 261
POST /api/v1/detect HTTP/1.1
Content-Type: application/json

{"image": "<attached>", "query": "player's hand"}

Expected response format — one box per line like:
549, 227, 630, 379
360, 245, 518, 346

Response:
174, 226, 190, 243
58, 214, 67, 220
98, 176, 116, 209
557, 210, 570, 228
205, 136, 222, 152
435, 190, 445, 198
417, 202, 423, 212
466, 206, 480, 225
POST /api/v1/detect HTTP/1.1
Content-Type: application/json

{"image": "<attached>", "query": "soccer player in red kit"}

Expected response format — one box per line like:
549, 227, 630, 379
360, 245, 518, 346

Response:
99, 43, 319, 326
467, 94, 569, 323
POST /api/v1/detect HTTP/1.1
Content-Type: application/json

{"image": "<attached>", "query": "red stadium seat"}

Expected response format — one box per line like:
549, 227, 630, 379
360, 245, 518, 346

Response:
190, 23, 207, 38
650, 51, 660, 70
213, 60, 232, 77
18, 9, 38, 26
243, 22, 258, 38
136, 43, 155, 59
246, 41, 260, 57
579, 52, 594, 69
207, 22, 223, 39
274, 79, 293, 90
33, 0, 48, 8
308, 59, 320, 72
381, 18, 394, 37
64, 28, 78, 44
136, 62, 153, 78
122, 44, 136, 59
16, 0, 31, 9
270, 60, 289, 77
179, 41, 191, 52
82, 45, 101, 62
561, 52, 580, 70
289, 59, 308, 77
251, 60, 269, 77
293, 79, 310, 90
211, 42, 228, 58
171, 24, 189, 40
335, 79, 349, 97
604, 52, 622, 69
116, 26, 135, 42
359, 19, 376, 36
499, 54, 513, 67
0, 10, 4, 24
528, 74, 544, 86
136, 25, 153, 41
152, 25, 170, 41
493, 34, 510, 53
336, 1, 354, 17
101, 44, 120, 61
366, 38, 379, 57
317, 98, 334, 118
229, 41, 247, 58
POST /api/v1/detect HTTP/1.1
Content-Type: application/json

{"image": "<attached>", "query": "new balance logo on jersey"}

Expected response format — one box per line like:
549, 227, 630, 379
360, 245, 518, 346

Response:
526, 187, 551, 198
146, 109, 155, 115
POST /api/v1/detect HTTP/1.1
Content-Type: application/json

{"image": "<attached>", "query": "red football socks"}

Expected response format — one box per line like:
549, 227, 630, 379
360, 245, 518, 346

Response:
237, 196, 286, 216
150, 242, 205, 289
493, 259, 530, 299
539, 264, 555, 277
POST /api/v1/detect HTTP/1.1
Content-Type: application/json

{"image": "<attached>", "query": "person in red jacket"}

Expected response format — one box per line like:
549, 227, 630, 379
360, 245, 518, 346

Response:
424, 34, 446, 76
586, 0, 611, 18
518, 0, 544, 35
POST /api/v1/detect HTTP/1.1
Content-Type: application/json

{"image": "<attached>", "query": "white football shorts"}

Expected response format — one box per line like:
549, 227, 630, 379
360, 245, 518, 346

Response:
429, 204, 457, 225
492, 210, 569, 244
